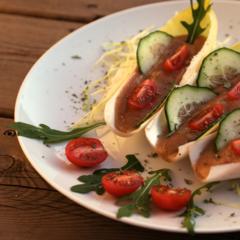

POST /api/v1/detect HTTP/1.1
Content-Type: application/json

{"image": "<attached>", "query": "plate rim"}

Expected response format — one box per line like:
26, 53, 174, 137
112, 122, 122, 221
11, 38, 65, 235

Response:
14, 0, 240, 234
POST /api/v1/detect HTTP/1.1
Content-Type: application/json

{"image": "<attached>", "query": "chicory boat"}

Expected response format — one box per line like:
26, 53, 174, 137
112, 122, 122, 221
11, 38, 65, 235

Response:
189, 109, 240, 182
145, 44, 240, 162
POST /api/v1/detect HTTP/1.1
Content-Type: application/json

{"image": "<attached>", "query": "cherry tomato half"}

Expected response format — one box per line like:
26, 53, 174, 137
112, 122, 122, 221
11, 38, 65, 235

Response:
231, 139, 240, 155
65, 138, 108, 167
227, 81, 240, 100
102, 170, 144, 197
151, 185, 191, 211
163, 44, 189, 72
128, 79, 158, 110
188, 103, 224, 131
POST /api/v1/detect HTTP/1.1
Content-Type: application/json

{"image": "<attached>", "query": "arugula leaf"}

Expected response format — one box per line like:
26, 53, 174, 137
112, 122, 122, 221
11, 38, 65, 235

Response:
71, 154, 144, 195
181, 0, 211, 44
117, 169, 171, 218
180, 181, 219, 234
117, 204, 135, 218
10, 122, 105, 144
121, 154, 145, 172
71, 175, 105, 195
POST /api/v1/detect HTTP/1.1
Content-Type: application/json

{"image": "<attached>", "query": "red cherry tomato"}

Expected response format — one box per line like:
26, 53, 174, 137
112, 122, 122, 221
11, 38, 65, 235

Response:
151, 185, 191, 211
65, 138, 108, 167
128, 79, 158, 110
227, 81, 240, 100
188, 103, 224, 131
102, 170, 144, 197
163, 44, 189, 72
231, 139, 240, 155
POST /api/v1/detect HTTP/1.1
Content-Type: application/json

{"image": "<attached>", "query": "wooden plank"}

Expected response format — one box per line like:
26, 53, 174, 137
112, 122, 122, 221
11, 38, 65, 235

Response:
0, 117, 235, 239
0, 0, 168, 22
0, 14, 81, 117
0, 117, 52, 189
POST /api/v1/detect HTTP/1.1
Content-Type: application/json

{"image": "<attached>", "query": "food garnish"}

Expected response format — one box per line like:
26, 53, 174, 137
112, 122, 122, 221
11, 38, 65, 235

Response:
215, 109, 240, 151
102, 171, 144, 197
10, 122, 105, 144
188, 103, 224, 131
65, 137, 108, 167
71, 155, 144, 195
163, 44, 189, 72
181, 182, 219, 234
117, 169, 171, 218
181, 0, 211, 44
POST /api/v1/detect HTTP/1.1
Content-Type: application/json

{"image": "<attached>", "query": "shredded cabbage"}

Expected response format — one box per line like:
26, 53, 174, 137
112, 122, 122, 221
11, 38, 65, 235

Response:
73, 28, 153, 128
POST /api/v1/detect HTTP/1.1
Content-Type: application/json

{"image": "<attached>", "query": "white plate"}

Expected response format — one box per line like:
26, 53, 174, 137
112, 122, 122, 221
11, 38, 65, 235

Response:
15, 0, 240, 233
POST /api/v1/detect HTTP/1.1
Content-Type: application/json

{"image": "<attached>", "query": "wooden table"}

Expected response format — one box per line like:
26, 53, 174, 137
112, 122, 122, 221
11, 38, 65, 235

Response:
0, 1, 239, 239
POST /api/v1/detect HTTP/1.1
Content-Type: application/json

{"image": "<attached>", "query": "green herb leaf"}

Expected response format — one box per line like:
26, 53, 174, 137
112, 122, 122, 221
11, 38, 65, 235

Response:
181, 0, 211, 44
71, 154, 144, 195
117, 204, 135, 218
117, 169, 171, 218
71, 180, 105, 195
122, 154, 145, 172
182, 205, 205, 233
90, 168, 119, 176
148, 169, 172, 181
10, 122, 105, 144
191, 181, 218, 198
181, 181, 219, 234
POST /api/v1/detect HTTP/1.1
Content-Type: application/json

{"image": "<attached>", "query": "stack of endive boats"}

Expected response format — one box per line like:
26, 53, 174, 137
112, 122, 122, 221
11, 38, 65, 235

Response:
103, 0, 240, 182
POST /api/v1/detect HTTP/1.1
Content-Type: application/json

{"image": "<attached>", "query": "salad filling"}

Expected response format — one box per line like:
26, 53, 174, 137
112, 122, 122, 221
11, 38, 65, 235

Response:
156, 77, 240, 161
193, 109, 240, 180
115, 35, 206, 133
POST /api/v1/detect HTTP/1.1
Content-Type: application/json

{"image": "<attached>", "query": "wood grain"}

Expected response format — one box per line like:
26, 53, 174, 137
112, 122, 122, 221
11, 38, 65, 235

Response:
0, 0, 168, 22
0, 14, 81, 117
0, 118, 238, 240
0, 0, 170, 117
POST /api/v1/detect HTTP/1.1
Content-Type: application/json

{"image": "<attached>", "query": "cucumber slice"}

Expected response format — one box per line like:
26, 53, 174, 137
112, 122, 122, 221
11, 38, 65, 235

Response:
197, 48, 240, 89
215, 109, 240, 151
165, 85, 216, 132
137, 31, 173, 75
